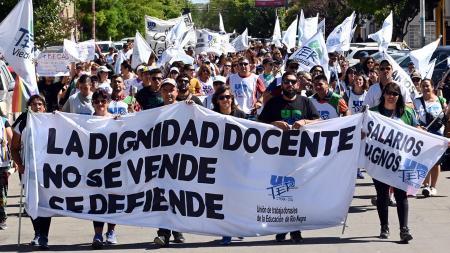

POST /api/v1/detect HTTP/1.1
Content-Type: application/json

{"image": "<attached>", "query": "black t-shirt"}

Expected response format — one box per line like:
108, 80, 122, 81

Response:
176, 94, 204, 106
38, 81, 64, 112
258, 95, 320, 125
135, 87, 164, 110
231, 108, 246, 119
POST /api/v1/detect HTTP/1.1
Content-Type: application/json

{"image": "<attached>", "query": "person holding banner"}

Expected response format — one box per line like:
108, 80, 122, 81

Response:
259, 71, 320, 242
370, 82, 416, 243
413, 79, 449, 197
152, 78, 186, 248
90, 89, 119, 248
11, 95, 52, 249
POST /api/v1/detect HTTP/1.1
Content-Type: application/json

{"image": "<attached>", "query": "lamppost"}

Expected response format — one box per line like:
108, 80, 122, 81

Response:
92, 0, 96, 41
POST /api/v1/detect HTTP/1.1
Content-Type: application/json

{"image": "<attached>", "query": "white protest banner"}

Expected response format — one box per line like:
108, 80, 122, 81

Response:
63, 39, 95, 62
360, 110, 448, 195
368, 11, 393, 53
272, 15, 282, 48
25, 103, 363, 236
131, 31, 154, 69
298, 10, 318, 47
145, 14, 193, 58
290, 31, 329, 72
326, 12, 356, 53
318, 18, 326, 38
382, 52, 416, 94
195, 29, 231, 55
36, 52, 70, 77
0, 0, 38, 94
282, 17, 298, 51
231, 28, 249, 52
409, 37, 441, 78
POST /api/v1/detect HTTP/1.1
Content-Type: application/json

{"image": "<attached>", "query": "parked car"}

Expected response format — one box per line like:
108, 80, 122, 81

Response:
347, 42, 411, 66
95, 41, 113, 56
0, 60, 15, 119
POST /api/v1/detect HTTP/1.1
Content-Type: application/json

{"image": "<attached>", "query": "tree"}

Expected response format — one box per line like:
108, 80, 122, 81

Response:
76, 0, 185, 41
0, 0, 75, 48
190, 0, 284, 38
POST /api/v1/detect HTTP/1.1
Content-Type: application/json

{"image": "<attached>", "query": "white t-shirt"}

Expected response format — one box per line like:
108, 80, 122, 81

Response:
363, 82, 412, 108
108, 100, 128, 116
98, 79, 112, 94
346, 90, 367, 114
228, 73, 260, 114
124, 77, 143, 96
413, 96, 446, 134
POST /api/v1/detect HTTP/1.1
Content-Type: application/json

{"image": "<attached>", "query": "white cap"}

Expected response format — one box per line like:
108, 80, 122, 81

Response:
161, 78, 177, 87
213, 75, 226, 84
137, 65, 146, 72
98, 66, 111, 72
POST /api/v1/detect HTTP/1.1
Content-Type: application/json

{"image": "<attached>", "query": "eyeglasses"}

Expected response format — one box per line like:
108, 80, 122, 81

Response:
152, 76, 163, 82
239, 62, 249, 67
188, 68, 195, 71
385, 91, 399, 97
93, 99, 108, 105
218, 95, 232, 100
283, 79, 297, 85
380, 67, 392, 71
177, 79, 189, 84
224, 65, 231, 67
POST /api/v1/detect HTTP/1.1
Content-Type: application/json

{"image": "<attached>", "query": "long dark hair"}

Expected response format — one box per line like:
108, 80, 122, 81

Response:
212, 86, 237, 113
379, 82, 405, 117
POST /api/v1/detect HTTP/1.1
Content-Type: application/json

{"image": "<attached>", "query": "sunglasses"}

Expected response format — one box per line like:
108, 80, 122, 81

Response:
239, 62, 249, 67
385, 91, 399, 97
283, 79, 297, 85
380, 67, 392, 71
218, 95, 232, 100
93, 99, 108, 105
224, 65, 231, 67
177, 79, 189, 84
152, 77, 163, 81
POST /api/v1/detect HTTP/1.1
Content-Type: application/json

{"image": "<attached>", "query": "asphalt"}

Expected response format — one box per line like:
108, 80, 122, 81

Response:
1, 169, 450, 253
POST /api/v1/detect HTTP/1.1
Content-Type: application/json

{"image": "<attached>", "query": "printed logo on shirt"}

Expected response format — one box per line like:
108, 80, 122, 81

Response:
233, 83, 249, 97
281, 109, 302, 125
319, 111, 330, 120
352, 100, 364, 113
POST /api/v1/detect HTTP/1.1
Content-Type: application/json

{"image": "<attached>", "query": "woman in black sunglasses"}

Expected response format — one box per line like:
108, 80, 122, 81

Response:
212, 86, 246, 119
370, 82, 417, 243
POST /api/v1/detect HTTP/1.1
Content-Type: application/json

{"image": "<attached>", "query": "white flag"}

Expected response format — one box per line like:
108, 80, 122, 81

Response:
131, 31, 154, 69
195, 29, 231, 56
368, 11, 393, 52
272, 15, 282, 48
298, 10, 319, 46
219, 13, 226, 34
423, 58, 436, 80
166, 18, 188, 47
282, 17, 298, 51
231, 28, 249, 52
158, 46, 194, 67
0, 0, 38, 94
382, 51, 416, 94
318, 18, 326, 38
290, 31, 329, 73
63, 39, 95, 62
409, 37, 441, 78
326, 12, 356, 53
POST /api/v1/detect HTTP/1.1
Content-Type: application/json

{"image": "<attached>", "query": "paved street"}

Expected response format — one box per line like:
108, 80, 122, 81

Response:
1, 170, 450, 253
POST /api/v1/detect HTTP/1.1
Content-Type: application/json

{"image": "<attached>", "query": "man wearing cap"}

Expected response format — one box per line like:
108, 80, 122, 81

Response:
176, 74, 203, 106
135, 67, 164, 110
363, 60, 413, 108
259, 58, 275, 88
227, 57, 266, 119
151, 78, 186, 248
203, 76, 226, 109
411, 71, 422, 99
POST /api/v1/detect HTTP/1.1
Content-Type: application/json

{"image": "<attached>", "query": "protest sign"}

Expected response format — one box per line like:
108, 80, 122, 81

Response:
25, 103, 362, 236
36, 52, 70, 76
360, 110, 448, 195
63, 39, 95, 62
145, 14, 193, 58
195, 29, 231, 56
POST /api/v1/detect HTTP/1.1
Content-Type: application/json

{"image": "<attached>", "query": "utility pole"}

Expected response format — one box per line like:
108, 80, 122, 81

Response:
420, 0, 426, 47
92, 0, 96, 41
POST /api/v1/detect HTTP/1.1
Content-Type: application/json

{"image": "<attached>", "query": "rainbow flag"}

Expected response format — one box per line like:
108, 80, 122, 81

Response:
12, 75, 32, 113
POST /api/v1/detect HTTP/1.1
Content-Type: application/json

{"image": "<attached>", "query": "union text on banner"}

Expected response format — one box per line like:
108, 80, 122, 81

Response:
290, 31, 329, 73
360, 110, 448, 195
25, 103, 362, 236
36, 52, 70, 77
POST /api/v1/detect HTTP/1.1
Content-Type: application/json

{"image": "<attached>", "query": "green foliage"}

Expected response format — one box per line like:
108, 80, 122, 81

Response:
76, 0, 185, 41
190, 0, 284, 38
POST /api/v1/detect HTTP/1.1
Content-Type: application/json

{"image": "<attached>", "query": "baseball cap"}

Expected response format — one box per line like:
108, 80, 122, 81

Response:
213, 75, 226, 84
137, 65, 146, 72
359, 51, 369, 58
98, 66, 111, 73
410, 71, 421, 80
161, 78, 177, 87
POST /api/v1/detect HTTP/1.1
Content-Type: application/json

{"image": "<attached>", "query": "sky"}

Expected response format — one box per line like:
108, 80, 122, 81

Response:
190, 0, 210, 3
